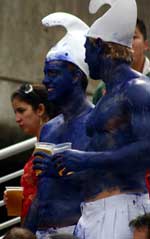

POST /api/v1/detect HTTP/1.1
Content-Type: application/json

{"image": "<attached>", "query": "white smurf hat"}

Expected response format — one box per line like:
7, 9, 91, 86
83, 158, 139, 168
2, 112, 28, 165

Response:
42, 12, 89, 77
87, 0, 137, 48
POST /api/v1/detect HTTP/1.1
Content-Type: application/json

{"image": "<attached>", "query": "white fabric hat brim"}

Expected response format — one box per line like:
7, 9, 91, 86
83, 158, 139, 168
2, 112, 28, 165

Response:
42, 12, 89, 77
87, 0, 137, 48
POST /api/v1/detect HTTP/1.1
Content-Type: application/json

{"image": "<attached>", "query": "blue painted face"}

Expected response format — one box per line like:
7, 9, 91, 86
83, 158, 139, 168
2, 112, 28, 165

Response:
84, 37, 102, 80
85, 37, 107, 80
43, 60, 75, 102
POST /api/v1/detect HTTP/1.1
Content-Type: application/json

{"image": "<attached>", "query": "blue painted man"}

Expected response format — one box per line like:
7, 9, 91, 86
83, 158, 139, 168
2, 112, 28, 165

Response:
23, 12, 93, 236
33, 1, 150, 239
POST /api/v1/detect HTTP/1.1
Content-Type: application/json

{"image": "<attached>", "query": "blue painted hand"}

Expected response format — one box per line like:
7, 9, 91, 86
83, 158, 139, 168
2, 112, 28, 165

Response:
33, 152, 60, 177
53, 149, 89, 175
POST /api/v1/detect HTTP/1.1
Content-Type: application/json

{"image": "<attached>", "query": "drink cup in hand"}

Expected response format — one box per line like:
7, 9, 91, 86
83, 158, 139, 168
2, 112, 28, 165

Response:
33, 142, 55, 176
53, 142, 73, 176
5, 186, 23, 216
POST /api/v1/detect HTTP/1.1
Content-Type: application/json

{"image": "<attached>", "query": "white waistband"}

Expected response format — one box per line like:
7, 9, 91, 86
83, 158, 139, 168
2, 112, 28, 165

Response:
82, 193, 149, 209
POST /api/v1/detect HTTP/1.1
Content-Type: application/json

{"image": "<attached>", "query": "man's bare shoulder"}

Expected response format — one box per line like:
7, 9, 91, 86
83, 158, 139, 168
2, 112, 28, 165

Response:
39, 114, 65, 142
45, 114, 64, 127
125, 74, 150, 107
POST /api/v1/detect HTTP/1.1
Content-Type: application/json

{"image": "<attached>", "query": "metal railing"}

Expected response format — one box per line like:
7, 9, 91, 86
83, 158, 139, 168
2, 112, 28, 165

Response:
0, 137, 36, 160
0, 169, 24, 185
0, 217, 20, 230
0, 137, 37, 237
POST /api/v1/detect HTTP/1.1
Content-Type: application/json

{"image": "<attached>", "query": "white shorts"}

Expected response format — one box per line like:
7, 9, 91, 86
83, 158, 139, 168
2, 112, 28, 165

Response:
74, 193, 150, 239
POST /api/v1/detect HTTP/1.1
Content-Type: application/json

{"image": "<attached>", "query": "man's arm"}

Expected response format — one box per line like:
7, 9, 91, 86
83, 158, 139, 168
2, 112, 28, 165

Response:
34, 77, 150, 175
52, 78, 150, 174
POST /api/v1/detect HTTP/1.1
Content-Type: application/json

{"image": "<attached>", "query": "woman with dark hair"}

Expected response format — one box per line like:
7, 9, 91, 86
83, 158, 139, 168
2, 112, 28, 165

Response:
4, 83, 58, 223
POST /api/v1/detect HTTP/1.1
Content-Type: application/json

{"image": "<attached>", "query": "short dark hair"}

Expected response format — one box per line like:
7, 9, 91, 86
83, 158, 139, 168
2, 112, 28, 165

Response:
137, 18, 147, 40
129, 213, 150, 238
88, 37, 133, 65
103, 41, 133, 64
3, 227, 36, 239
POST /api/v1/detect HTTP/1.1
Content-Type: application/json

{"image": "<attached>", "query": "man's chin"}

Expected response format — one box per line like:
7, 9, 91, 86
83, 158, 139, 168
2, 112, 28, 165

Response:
88, 66, 100, 80
48, 95, 61, 103
48, 94, 56, 101
89, 72, 100, 80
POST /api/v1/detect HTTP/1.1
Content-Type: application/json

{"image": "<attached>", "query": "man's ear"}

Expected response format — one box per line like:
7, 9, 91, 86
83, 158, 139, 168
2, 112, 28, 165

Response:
96, 38, 105, 55
73, 69, 82, 83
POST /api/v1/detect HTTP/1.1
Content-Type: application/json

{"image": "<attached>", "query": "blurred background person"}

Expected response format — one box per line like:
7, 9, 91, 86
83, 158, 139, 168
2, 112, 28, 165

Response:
92, 80, 106, 105
132, 18, 150, 76
132, 18, 150, 197
4, 83, 58, 224
129, 213, 150, 239
3, 227, 36, 239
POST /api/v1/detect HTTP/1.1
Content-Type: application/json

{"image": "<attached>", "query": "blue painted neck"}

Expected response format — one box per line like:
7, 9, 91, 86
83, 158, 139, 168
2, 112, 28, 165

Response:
103, 62, 139, 91
59, 85, 90, 121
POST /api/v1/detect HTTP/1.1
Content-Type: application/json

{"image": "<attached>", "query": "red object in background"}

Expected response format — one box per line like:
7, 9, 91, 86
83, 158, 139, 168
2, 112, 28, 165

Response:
20, 155, 37, 219
145, 169, 150, 198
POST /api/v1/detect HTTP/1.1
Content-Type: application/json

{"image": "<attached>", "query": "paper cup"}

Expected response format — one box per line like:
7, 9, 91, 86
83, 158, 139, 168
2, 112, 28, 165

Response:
33, 142, 55, 176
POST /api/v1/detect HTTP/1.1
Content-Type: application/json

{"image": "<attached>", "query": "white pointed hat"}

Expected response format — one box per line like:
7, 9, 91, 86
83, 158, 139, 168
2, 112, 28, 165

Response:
42, 12, 89, 77
87, 0, 137, 48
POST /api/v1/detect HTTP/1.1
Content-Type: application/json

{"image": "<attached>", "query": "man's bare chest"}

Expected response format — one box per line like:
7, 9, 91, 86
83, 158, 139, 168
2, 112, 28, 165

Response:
92, 93, 130, 133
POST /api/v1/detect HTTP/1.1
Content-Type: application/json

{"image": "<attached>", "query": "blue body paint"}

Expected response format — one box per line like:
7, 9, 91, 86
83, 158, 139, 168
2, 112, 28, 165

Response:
24, 38, 150, 233
50, 38, 150, 198
23, 60, 93, 232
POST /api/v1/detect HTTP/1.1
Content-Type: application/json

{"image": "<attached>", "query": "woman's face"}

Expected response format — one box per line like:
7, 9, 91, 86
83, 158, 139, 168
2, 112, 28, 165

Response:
12, 97, 41, 136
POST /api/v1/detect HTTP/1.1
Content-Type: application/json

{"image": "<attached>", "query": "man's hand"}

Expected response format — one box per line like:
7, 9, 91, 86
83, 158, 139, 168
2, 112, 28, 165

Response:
53, 149, 89, 175
33, 151, 60, 177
